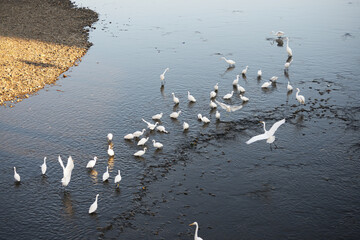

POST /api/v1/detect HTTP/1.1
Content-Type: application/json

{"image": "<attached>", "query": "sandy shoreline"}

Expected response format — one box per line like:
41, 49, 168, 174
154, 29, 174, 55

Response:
0, 0, 98, 106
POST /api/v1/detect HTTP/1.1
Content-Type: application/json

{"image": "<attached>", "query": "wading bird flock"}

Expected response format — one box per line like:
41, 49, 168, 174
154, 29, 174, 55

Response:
12, 31, 304, 239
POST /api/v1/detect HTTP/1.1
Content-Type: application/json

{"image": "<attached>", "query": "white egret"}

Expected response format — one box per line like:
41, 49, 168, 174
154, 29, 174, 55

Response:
102, 166, 109, 182
261, 81, 271, 88
189, 222, 203, 240
270, 76, 278, 82
271, 30, 285, 38
287, 81, 293, 92
170, 110, 181, 119
236, 84, 245, 93
142, 118, 158, 130
284, 59, 293, 70
88, 194, 99, 214
14, 167, 20, 182
201, 115, 210, 124
137, 137, 149, 146
223, 91, 234, 100
133, 129, 146, 138
156, 125, 168, 133
86, 156, 98, 169
257, 69, 262, 77
114, 170, 122, 187
172, 93, 179, 105
209, 100, 217, 109
58, 156, 74, 187
134, 147, 147, 157
41, 157, 47, 175
107, 133, 113, 142
152, 113, 163, 120
232, 75, 240, 86
188, 91, 196, 103
124, 133, 134, 140
215, 100, 243, 112
221, 57, 235, 67
296, 88, 305, 104
246, 119, 286, 145
210, 91, 217, 98
152, 139, 163, 149
286, 37, 293, 57
216, 110, 221, 119
214, 82, 219, 91
183, 122, 189, 130
160, 67, 169, 84
240, 94, 249, 102
197, 114, 203, 120
107, 145, 114, 157
242, 65, 249, 75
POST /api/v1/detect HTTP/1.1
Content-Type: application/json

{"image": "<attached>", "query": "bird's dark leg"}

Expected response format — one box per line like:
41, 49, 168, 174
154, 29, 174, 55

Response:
273, 142, 278, 149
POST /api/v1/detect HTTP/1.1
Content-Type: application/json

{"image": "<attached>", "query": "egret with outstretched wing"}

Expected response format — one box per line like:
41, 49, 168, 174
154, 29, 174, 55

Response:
246, 119, 285, 145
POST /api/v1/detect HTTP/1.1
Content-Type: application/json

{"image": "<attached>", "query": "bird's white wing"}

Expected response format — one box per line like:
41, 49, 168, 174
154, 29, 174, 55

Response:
268, 118, 285, 136
230, 105, 243, 112
58, 155, 65, 171
215, 100, 229, 110
246, 133, 269, 144
142, 118, 150, 126
66, 156, 74, 172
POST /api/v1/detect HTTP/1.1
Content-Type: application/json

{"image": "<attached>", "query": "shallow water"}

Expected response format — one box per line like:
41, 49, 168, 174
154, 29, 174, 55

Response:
1, 0, 360, 239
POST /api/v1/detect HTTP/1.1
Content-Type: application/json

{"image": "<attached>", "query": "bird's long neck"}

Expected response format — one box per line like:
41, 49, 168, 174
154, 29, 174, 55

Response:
14, 167, 16, 173
286, 38, 289, 47
118, 170, 120, 175
95, 195, 99, 202
296, 88, 300, 97
163, 68, 168, 75
194, 223, 199, 239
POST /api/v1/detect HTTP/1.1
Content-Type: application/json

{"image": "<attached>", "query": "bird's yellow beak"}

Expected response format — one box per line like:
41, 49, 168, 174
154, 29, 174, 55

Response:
259, 121, 264, 124
189, 223, 194, 226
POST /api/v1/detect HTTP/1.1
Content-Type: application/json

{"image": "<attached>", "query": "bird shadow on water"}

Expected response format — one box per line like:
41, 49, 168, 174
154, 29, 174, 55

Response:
220, 66, 235, 77
187, 102, 196, 108
62, 191, 74, 217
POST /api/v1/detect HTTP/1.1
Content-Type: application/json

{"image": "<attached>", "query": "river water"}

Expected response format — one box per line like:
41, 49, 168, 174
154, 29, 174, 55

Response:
0, 0, 359, 239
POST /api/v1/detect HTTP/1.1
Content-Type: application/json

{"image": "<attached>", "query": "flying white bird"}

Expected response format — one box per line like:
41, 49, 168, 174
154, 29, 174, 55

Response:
156, 125, 168, 133
114, 170, 122, 187
183, 122, 189, 130
242, 66, 249, 75
88, 194, 99, 214
160, 68, 169, 84
137, 137, 149, 146
246, 119, 286, 145
232, 75, 240, 86
296, 88, 305, 104
41, 157, 47, 175
189, 222, 203, 240
172, 92, 179, 105
285, 37, 293, 57
188, 91, 196, 103
223, 91, 234, 100
152, 139, 163, 149
170, 111, 181, 119
14, 167, 20, 182
102, 166, 109, 181
221, 57, 235, 67
142, 118, 158, 130
215, 100, 243, 112
58, 156, 74, 187
287, 81, 293, 92
86, 156, 98, 169
152, 113, 163, 120
134, 147, 147, 157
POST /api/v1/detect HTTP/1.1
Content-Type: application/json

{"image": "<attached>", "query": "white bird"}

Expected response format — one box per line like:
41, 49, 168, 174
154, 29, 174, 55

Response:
286, 37, 293, 57
232, 74, 240, 86
160, 67, 169, 84
124, 133, 134, 140
170, 110, 181, 119
223, 91, 234, 100
272, 30, 285, 38
86, 156, 97, 169
287, 81, 293, 92
41, 157, 47, 175
134, 147, 147, 157
114, 170, 122, 187
257, 69, 262, 77
270, 76, 278, 82
216, 110, 221, 120
152, 113, 163, 120
172, 93, 179, 105
102, 166, 109, 181
107, 133, 113, 142
137, 137, 149, 146
209, 100, 217, 109
188, 91, 196, 103
201, 115, 210, 124
58, 156, 74, 187
210, 90, 217, 98
236, 84, 246, 93
88, 194, 99, 214
14, 167, 20, 182
197, 113, 203, 120
133, 129, 146, 138
221, 57, 235, 67
107, 145, 114, 157
152, 139, 163, 149
156, 125, 168, 133
261, 81, 272, 88
189, 222, 203, 240
296, 88, 305, 104
241, 65, 249, 75
215, 100, 243, 112
142, 118, 158, 130
246, 119, 286, 145
240, 94, 249, 102
214, 82, 219, 91
183, 122, 189, 130
284, 59, 293, 70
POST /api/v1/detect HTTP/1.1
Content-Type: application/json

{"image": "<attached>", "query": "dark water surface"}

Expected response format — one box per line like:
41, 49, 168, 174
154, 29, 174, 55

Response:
1, 0, 360, 239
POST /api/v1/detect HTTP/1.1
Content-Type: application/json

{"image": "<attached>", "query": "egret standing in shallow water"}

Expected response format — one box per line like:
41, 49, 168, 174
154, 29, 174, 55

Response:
216, 110, 221, 120
107, 145, 114, 157
86, 156, 97, 169
240, 94, 249, 102
183, 122, 189, 131
134, 147, 147, 157
102, 166, 109, 182
188, 91, 196, 103
236, 84, 245, 93
261, 81, 272, 88
107, 133, 113, 142
257, 69, 262, 78
172, 93, 179, 105
41, 157, 47, 175
160, 68, 169, 85
14, 167, 20, 182
210, 90, 217, 99
88, 194, 99, 214
114, 170, 122, 188
242, 65, 249, 76
152, 112, 163, 121
221, 57, 235, 67
152, 139, 163, 149
156, 125, 168, 133
246, 119, 286, 147
286, 37, 293, 57
214, 82, 219, 91
270, 76, 278, 82
223, 91, 234, 100
296, 88, 305, 104
287, 81, 293, 92
170, 111, 181, 119
133, 129, 146, 138
137, 137, 149, 146
209, 100, 217, 109
232, 75, 240, 86
189, 222, 203, 240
